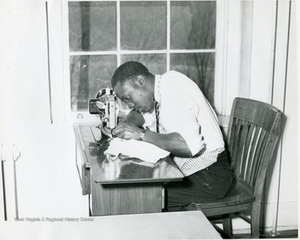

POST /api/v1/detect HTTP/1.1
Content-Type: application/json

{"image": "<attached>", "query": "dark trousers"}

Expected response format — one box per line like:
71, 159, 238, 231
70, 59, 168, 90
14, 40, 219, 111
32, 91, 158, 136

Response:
165, 150, 233, 211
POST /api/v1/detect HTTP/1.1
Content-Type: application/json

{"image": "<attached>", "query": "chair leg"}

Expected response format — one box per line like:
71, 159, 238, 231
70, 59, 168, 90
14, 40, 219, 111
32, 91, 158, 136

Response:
223, 215, 232, 236
251, 205, 261, 238
260, 188, 267, 236
211, 221, 233, 239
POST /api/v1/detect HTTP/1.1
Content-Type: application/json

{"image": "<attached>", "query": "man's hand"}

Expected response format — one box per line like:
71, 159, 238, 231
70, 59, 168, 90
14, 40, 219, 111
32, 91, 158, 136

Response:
112, 122, 143, 140
101, 126, 113, 138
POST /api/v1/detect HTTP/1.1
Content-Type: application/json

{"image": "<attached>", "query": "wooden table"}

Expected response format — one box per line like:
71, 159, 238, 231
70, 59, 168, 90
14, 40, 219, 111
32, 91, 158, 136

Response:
74, 123, 184, 216
1, 211, 221, 239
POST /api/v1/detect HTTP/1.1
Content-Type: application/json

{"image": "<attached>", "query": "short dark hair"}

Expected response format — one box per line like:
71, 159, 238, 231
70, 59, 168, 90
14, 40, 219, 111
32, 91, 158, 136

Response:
111, 61, 149, 88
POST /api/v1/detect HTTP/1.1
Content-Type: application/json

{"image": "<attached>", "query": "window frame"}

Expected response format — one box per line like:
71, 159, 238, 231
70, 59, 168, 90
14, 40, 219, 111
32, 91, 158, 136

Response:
48, 0, 239, 124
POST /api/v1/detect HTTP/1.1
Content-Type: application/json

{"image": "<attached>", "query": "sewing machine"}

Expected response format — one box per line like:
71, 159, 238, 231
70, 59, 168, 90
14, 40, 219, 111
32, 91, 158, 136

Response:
89, 88, 119, 130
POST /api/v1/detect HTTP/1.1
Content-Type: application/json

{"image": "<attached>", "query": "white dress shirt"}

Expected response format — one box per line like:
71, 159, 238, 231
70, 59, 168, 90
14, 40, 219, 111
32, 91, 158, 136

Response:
143, 70, 225, 176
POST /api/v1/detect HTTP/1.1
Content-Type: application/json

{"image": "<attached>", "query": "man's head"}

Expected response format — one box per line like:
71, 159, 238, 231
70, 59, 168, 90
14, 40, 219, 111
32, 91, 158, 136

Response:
111, 61, 155, 114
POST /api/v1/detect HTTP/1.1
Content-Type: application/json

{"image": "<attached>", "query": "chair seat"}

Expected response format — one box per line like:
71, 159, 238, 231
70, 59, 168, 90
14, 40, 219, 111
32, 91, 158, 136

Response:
185, 179, 256, 217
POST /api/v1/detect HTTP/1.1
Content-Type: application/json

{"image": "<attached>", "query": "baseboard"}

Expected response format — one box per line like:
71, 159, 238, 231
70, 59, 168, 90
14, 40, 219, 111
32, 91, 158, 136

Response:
234, 229, 298, 239
229, 201, 298, 235
232, 225, 298, 235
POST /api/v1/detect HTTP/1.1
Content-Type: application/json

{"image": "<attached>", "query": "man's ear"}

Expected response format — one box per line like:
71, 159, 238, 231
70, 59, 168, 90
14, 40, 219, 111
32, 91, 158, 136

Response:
134, 75, 146, 87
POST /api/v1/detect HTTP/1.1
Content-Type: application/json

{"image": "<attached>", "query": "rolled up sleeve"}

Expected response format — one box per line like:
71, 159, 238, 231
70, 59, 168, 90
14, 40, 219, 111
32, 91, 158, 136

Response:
160, 94, 205, 156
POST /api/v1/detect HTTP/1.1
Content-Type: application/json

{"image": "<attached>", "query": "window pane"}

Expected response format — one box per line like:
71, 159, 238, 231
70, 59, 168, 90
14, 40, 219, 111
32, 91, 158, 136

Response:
171, 1, 216, 49
170, 53, 215, 105
70, 55, 117, 111
120, 1, 166, 50
69, 2, 116, 51
121, 54, 166, 74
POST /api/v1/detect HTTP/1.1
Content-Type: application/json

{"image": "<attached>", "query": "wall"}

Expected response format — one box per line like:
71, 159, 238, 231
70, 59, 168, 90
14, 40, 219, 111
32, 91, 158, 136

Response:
234, 0, 298, 234
272, 0, 298, 230
0, 0, 88, 219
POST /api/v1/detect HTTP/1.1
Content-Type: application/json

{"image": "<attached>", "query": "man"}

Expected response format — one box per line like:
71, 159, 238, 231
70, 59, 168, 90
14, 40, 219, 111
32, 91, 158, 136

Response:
110, 61, 233, 211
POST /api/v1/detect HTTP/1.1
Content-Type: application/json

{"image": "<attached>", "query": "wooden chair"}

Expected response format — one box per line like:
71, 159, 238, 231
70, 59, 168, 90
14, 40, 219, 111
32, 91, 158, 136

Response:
186, 97, 283, 238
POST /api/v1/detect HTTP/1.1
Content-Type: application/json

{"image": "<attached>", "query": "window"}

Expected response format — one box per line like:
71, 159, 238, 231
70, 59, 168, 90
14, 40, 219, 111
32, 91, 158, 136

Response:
67, 1, 217, 113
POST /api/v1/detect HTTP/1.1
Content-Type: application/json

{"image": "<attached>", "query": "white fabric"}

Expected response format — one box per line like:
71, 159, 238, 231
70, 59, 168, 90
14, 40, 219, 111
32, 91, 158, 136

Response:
142, 70, 225, 176
104, 138, 170, 163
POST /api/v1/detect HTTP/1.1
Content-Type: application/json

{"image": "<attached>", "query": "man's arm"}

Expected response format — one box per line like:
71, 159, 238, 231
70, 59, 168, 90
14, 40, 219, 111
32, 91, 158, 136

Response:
112, 122, 193, 157
142, 130, 193, 157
